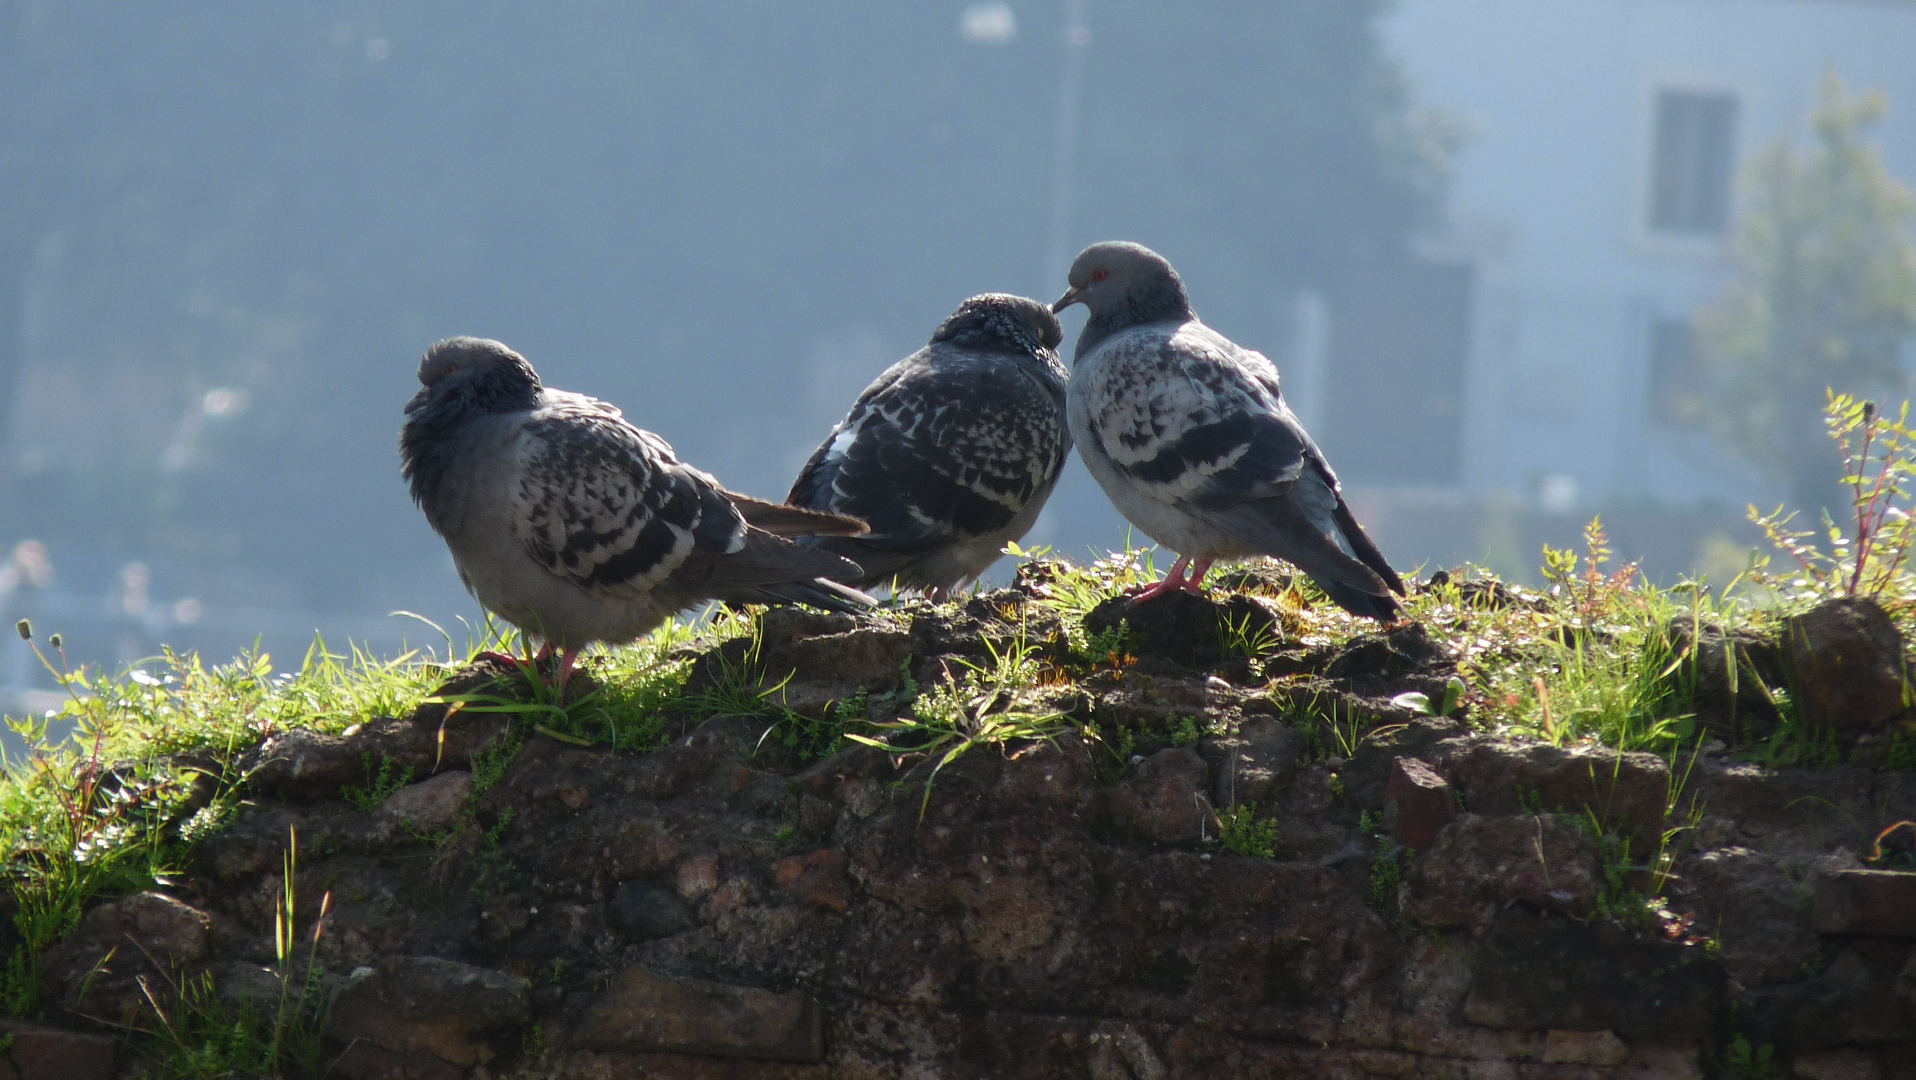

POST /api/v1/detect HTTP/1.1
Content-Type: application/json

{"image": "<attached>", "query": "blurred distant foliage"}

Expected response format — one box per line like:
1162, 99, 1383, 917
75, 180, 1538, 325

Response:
1699, 73, 1916, 515
0, 3, 1450, 619
1085, 1, 1460, 285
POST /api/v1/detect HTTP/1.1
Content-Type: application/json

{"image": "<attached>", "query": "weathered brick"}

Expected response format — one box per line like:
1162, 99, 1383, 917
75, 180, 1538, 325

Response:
1385, 756, 1456, 853
1814, 869, 1916, 938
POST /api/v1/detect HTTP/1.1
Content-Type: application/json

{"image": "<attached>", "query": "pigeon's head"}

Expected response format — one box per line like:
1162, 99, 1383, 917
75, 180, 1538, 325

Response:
405, 337, 542, 418
931, 294, 1064, 354
1052, 241, 1191, 328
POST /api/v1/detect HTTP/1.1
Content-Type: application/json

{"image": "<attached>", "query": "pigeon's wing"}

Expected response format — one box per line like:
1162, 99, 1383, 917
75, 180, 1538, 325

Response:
510, 395, 748, 600
1081, 327, 1403, 606
790, 349, 1068, 555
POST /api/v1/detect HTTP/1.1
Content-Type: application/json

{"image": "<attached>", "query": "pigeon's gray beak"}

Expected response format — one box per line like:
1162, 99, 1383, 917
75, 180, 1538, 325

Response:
404, 387, 430, 415
1051, 287, 1082, 313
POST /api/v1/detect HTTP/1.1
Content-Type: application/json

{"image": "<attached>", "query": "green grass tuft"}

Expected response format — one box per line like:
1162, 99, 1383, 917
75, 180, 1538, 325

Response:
1216, 803, 1279, 858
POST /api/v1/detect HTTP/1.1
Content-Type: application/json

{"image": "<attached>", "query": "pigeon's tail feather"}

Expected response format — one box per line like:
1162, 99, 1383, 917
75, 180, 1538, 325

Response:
795, 535, 923, 590
689, 531, 875, 614
748, 576, 879, 614
1332, 498, 1406, 596
1320, 579, 1402, 621
1206, 499, 1398, 621
726, 492, 869, 538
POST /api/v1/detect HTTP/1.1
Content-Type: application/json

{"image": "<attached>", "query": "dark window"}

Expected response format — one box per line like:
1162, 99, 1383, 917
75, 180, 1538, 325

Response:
1649, 90, 1739, 234
1648, 315, 1705, 423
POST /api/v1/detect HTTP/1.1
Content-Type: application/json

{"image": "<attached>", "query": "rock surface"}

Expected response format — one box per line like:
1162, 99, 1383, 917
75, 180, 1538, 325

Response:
39, 891, 214, 1024
377, 770, 474, 834
329, 956, 531, 1066
573, 966, 823, 1061
1463, 906, 1726, 1040
1669, 617, 1786, 743
1400, 812, 1602, 929
1782, 597, 1912, 733
0, 1019, 117, 1080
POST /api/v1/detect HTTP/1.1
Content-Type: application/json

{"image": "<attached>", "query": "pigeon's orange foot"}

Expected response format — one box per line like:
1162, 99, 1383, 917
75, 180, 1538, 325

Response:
474, 650, 524, 669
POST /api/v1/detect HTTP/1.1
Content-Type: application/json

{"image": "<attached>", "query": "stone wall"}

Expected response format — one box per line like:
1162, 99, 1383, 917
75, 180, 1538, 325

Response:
14, 590, 1916, 1079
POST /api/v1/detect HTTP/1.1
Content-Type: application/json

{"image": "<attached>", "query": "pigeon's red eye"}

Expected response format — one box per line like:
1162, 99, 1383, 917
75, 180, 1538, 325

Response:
444, 363, 458, 375
1092, 269, 1108, 282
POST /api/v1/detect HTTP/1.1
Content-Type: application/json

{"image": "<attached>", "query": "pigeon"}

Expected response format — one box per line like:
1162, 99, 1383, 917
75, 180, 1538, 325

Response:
401, 336, 876, 691
1052, 242, 1405, 619
787, 293, 1071, 598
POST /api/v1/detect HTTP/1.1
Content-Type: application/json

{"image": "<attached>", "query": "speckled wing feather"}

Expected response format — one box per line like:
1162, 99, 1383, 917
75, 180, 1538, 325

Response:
791, 349, 1068, 559
510, 391, 745, 599
1080, 325, 1403, 600
1078, 326, 1308, 506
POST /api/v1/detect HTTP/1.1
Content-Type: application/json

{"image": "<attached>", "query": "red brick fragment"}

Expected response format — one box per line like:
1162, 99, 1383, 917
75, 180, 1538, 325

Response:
1385, 756, 1455, 854
774, 848, 853, 912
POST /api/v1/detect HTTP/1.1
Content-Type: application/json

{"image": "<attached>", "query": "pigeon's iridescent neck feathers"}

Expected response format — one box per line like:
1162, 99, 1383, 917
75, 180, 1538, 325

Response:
401, 337, 544, 514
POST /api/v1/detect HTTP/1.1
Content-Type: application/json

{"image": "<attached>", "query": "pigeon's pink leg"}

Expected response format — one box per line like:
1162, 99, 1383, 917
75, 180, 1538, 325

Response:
475, 642, 549, 669
553, 649, 580, 703
1182, 558, 1215, 594
1132, 556, 1192, 601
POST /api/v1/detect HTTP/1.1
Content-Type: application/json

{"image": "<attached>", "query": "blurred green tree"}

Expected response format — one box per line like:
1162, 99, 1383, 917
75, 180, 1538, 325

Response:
1699, 72, 1916, 517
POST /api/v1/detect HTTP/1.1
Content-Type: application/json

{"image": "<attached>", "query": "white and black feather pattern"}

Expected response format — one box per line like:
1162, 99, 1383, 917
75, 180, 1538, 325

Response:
400, 336, 873, 652
1076, 324, 1321, 509
1058, 242, 1404, 619
510, 391, 745, 598
789, 293, 1070, 593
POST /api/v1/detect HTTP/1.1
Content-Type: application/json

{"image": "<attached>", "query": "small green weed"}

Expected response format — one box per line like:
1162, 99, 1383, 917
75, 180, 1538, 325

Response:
1168, 715, 1202, 747
135, 828, 332, 1079
1279, 690, 1375, 763
1742, 710, 1844, 768
845, 622, 1071, 819
341, 754, 414, 813
1887, 729, 1916, 771
1410, 520, 1740, 756
1715, 1004, 1782, 1080
1358, 809, 1383, 838
1217, 609, 1280, 661
470, 807, 520, 899
1368, 847, 1407, 913
1723, 1034, 1779, 1080
1018, 538, 1157, 627
1216, 804, 1279, 858
0, 627, 210, 1017
1748, 394, 1916, 605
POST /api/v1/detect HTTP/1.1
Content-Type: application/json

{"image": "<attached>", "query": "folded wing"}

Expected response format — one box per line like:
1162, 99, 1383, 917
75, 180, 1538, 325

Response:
790, 353, 1067, 581
513, 396, 871, 612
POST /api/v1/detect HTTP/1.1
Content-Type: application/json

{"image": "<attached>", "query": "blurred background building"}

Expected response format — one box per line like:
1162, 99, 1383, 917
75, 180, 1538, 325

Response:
1346, 0, 1916, 584
2, 0, 1914, 717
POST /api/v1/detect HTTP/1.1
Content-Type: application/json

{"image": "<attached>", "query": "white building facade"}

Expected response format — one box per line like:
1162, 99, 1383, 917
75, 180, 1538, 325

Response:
1363, 0, 1916, 513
